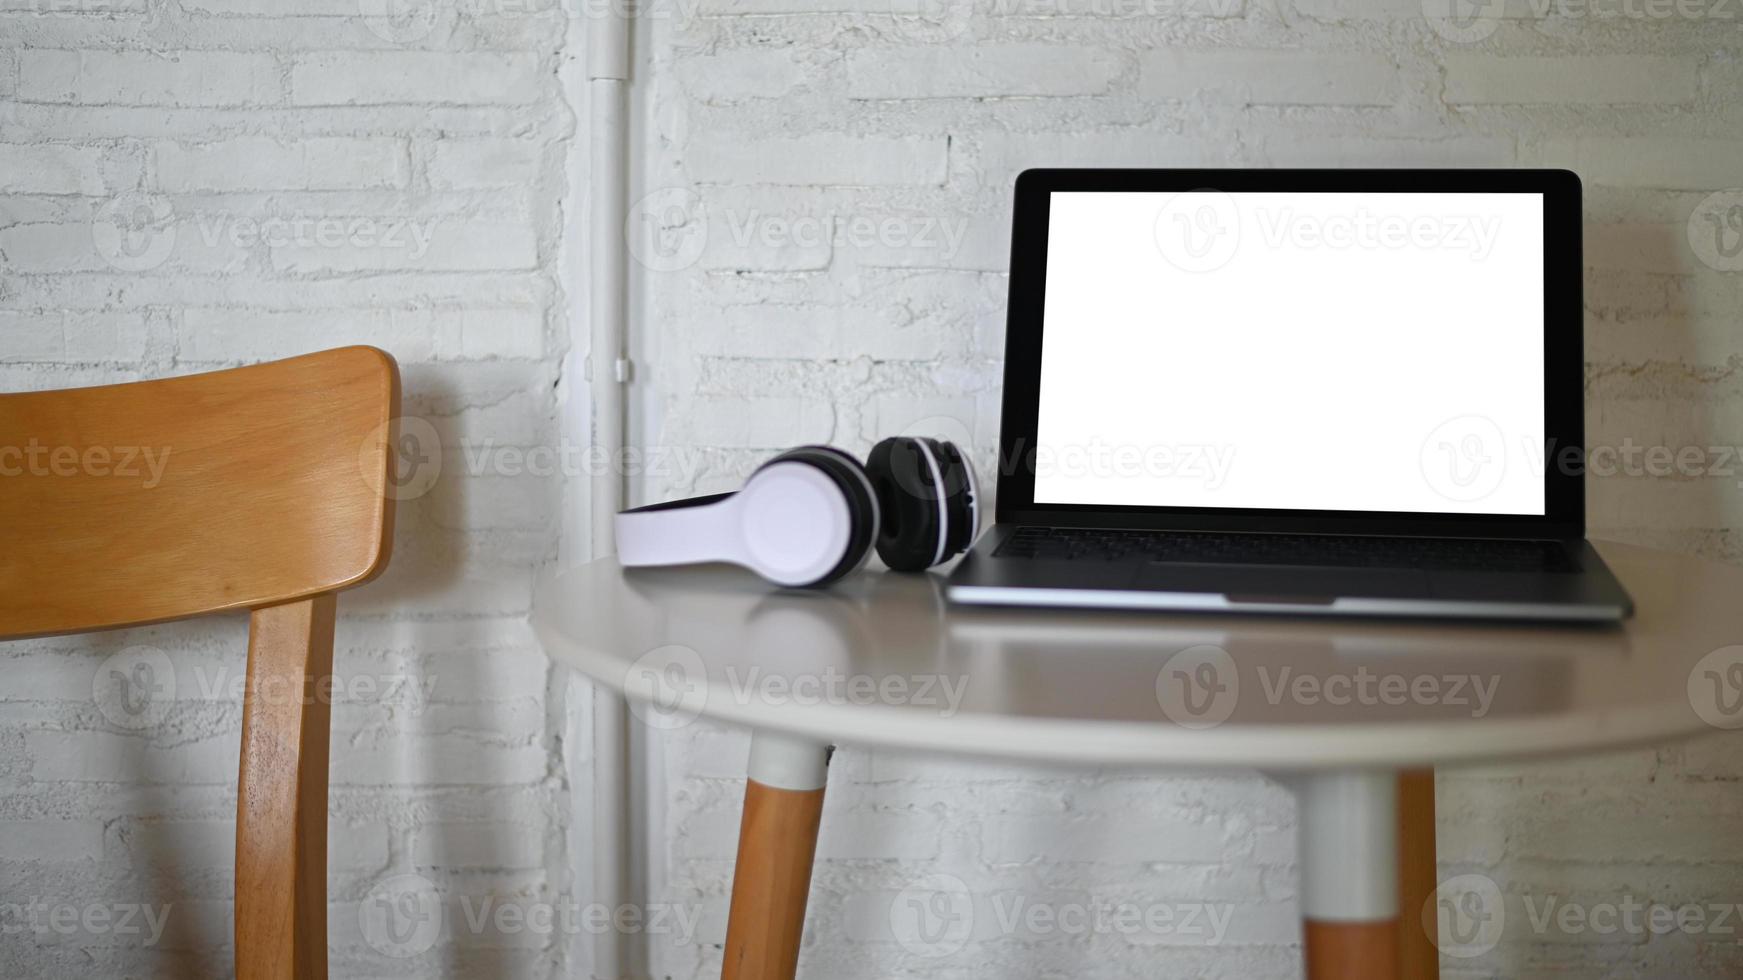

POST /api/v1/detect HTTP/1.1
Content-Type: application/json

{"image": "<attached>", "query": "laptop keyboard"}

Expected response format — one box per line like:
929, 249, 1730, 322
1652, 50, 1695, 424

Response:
993, 527, 1577, 573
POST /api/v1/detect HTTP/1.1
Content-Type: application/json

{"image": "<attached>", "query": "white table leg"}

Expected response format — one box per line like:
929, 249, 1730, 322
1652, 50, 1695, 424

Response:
1290, 770, 1401, 980
722, 731, 832, 980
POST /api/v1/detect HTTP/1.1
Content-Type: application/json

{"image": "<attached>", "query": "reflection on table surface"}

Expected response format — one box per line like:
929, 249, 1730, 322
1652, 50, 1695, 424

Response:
531, 541, 1743, 731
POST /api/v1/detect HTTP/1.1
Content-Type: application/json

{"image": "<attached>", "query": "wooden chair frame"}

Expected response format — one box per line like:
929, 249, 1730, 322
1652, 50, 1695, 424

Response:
0, 347, 401, 980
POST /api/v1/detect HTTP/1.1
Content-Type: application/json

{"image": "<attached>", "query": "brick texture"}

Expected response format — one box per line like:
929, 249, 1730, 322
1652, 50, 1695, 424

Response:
0, 9, 572, 980
3, 1, 1742, 979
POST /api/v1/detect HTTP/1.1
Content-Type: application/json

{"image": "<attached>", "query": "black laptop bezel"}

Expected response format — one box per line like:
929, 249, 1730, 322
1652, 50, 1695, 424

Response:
996, 168, 1585, 541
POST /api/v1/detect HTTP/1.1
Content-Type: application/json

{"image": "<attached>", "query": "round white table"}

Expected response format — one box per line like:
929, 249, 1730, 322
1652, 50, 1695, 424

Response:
531, 541, 1743, 980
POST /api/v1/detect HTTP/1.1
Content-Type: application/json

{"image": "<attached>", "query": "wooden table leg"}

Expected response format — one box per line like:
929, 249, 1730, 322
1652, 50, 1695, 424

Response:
1397, 770, 1440, 980
1293, 770, 1401, 980
1306, 920, 1400, 980
722, 731, 831, 980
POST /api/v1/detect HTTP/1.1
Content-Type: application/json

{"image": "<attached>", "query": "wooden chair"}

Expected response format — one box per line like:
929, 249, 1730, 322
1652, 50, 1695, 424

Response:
0, 346, 401, 980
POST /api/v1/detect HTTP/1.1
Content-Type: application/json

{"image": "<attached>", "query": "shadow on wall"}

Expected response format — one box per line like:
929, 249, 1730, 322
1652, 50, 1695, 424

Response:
1586, 221, 1725, 549
12, 368, 562, 976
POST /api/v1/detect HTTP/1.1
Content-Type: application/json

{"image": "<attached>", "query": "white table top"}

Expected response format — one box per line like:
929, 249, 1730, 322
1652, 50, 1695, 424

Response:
530, 542, 1743, 770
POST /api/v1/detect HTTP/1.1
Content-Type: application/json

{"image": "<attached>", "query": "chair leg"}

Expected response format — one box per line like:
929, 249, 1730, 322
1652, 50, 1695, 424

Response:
1397, 770, 1440, 980
1294, 770, 1401, 980
722, 731, 831, 980
235, 595, 336, 980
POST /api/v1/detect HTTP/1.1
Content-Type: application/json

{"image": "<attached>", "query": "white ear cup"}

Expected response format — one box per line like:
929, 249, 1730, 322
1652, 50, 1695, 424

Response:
616, 461, 858, 588
737, 462, 854, 586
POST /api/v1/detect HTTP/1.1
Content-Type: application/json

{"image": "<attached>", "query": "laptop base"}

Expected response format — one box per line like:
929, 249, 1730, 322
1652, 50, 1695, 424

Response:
945, 527, 1633, 624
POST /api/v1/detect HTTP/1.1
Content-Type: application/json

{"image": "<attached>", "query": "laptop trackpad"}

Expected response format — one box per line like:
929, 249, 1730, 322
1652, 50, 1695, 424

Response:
1137, 564, 1432, 601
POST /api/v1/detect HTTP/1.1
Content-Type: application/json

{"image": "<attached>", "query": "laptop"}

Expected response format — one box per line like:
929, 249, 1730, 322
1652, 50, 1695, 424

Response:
945, 168, 1634, 622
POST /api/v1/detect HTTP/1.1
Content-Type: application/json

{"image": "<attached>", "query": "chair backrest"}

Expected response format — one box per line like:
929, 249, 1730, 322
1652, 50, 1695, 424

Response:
0, 346, 401, 980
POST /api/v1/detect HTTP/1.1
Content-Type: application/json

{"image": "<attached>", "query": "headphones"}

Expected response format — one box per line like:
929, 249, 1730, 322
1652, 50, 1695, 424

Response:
615, 436, 981, 588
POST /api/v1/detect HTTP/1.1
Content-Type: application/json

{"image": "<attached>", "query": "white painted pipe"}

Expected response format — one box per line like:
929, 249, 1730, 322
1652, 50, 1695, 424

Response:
589, 7, 633, 979
587, 0, 630, 544
588, 88, 628, 546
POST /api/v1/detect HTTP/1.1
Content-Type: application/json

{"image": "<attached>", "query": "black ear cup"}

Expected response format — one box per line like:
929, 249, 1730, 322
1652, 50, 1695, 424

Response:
932, 439, 979, 558
760, 446, 880, 587
866, 436, 980, 572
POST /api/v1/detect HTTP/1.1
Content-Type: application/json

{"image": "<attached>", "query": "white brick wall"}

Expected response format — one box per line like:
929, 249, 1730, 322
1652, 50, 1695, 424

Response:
1141, 49, 1400, 105
5, 0, 1743, 979
0, 4, 577, 978
1442, 54, 1700, 105
155, 137, 410, 192
287, 52, 545, 106
687, 134, 951, 186
0, 143, 107, 194
844, 44, 1124, 99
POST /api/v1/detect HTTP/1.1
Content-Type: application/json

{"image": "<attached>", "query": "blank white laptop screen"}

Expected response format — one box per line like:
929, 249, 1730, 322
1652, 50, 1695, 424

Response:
1033, 190, 1547, 516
